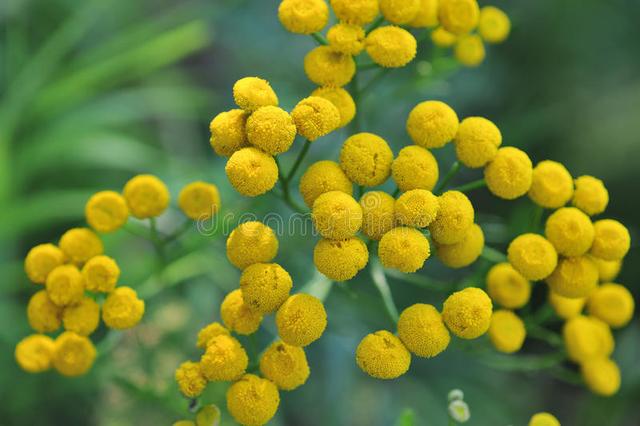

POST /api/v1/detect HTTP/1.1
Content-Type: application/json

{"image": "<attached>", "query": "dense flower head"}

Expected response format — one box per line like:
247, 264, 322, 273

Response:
360, 191, 396, 240
407, 100, 459, 149
589, 219, 630, 261
209, 109, 250, 157
196, 322, 230, 349
233, 77, 278, 112
587, 283, 635, 328
529, 412, 561, 426
220, 289, 263, 335
82, 255, 120, 293
225, 147, 279, 197
15, 334, 55, 373
409, 0, 439, 28
442, 287, 492, 339
365, 26, 418, 68
397, 304, 450, 358
378, 227, 430, 273
392, 145, 439, 192
486, 262, 531, 309
484, 147, 533, 200
478, 6, 511, 44
102, 286, 145, 329
355, 330, 411, 379
436, 223, 484, 268
226, 221, 279, 270
226, 374, 280, 426
59, 227, 104, 265
431, 27, 457, 47
24, 243, 65, 284
292, 96, 340, 142
299, 160, 353, 208
27, 290, 62, 333
488, 310, 526, 354
454, 34, 485, 67
46, 264, 85, 307
548, 290, 585, 320
581, 357, 621, 396
327, 23, 365, 56
178, 181, 221, 220
454, 116, 502, 168
572, 175, 609, 216
438, 0, 480, 35
563, 315, 613, 363
85, 191, 129, 233
62, 297, 100, 336
52, 331, 97, 376
259, 340, 310, 390
246, 106, 297, 155
592, 257, 621, 282
339, 132, 393, 186
276, 293, 327, 347
311, 87, 356, 128
528, 160, 574, 209
330, 0, 379, 26
312, 191, 363, 239
429, 190, 474, 245
123, 174, 170, 219
546, 256, 599, 299
544, 207, 594, 257
304, 46, 356, 87
395, 189, 439, 228
175, 361, 207, 398
240, 263, 293, 314
278, 0, 329, 35
200, 334, 248, 381
507, 233, 558, 281
313, 237, 369, 281
379, 0, 420, 24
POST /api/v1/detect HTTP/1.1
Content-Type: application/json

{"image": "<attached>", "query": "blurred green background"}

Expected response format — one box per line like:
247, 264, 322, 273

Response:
1, 0, 638, 425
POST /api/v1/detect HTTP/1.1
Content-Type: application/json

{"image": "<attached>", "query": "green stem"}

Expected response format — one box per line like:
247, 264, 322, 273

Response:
275, 157, 307, 214
311, 32, 328, 45
527, 323, 564, 349
370, 256, 400, 324
350, 72, 361, 133
435, 161, 461, 194
480, 246, 507, 263
286, 139, 312, 182
163, 220, 193, 244
451, 178, 486, 193
149, 217, 167, 263
530, 204, 544, 232
366, 16, 385, 34
384, 268, 451, 292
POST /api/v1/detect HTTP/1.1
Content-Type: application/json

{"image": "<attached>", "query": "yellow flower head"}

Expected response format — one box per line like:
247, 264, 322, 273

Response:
379, 0, 420, 24
304, 46, 356, 87
327, 23, 365, 56
397, 303, 450, 358
590, 219, 631, 261
259, 340, 310, 390
454, 34, 485, 67
233, 77, 278, 112
276, 294, 327, 347
588, 283, 635, 328
209, 109, 250, 157
330, 0, 379, 26
175, 361, 207, 398
299, 160, 353, 208
200, 334, 248, 381
409, 0, 440, 28
395, 189, 439, 228
581, 357, 621, 397
225, 147, 279, 197
178, 181, 221, 220
488, 309, 526, 354
478, 6, 511, 44
123, 174, 170, 219
240, 263, 293, 314
27, 290, 62, 333
529, 412, 560, 426
46, 264, 85, 307
246, 106, 297, 155
407, 100, 459, 149
59, 227, 103, 265
313, 237, 369, 281
431, 27, 457, 47
312, 191, 363, 239
392, 146, 439, 192
378, 227, 430, 273
442, 287, 492, 339
429, 190, 474, 245
221, 289, 263, 335
572, 175, 609, 216
85, 191, 129, 233
340, 132, 394, 186
438, 0, 480, 34
172, 421, 195, 426
528, 160, 574, 209
226, 374, 280, 426
454, 117, 502, 168
291, 96, 340, 141
102, 286, 145, 329
486, 262, 531, 309
355, 330, 411, 379
53, 331, 97, 376
548, 290, 585, 320
24, 243, 65, 284
436, 223, 484, 268
197, 322, 230, 349
226, 221, 279, 270
360, 191, 396, 240
311, 87, 356, 128
15, 334, 55, 373
484, 147, 533, 200
544, 207, 594, 257
62, 297, 100, 336
547, 256, 599, 299
507, 233, 558, 281
592, 257, 622, 283
278, 0, 329, 34
563, 315, 613, 363
82, 255, 120, 293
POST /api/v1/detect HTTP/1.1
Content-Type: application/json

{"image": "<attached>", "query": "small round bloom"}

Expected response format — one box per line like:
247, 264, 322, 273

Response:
592, 257, 622, 282
311, 87, 356, 128
304, 46, 356, 87
488, 310, 526, 354
246, 106, 297, 154
588, 283, 635, 328
15, 334, 55, 373
429, 191, 474, 245
276, 294, 327, 347
378, 227, 430, 273
82, 255, 120, 293
299, 160, 353, 208
291, 96, 340, 141
225, 147, 279, 197
448, 389, 464, 402
572, 175, 609, 216
27, 290, 62, 333
233, 77, 278, 112
486, 263, 531, 309
484, 147, 533, 200
409, 0, 439, 28
454, 34, 485, 67
313, 237, 369, 281
59, 227, 103, 265
52, 331, 97, 376
278, 0, 329, 34
24, 243, 65, 284
220, 289, 263, 335
507, 233, 558, 281
226, 222, 279, 270
340, 133, 394, 186
197, 322, 230, 349
448, 400, 471, 423
528, 161, 574, 209
478, 6, 510, 43
240, 263, 293, 314
438, 0, 480, 35
392, 146, 439, 192
209, 109, 249, 157
175, 361, 207, 398
581, 358, 621, 397
200, 334, 248, 381
327, 23, 365, 55
102, 287, 145, 329
544, 207, 594, 257
360, 191, 396, 240
442, 287, 492, 339
178, 181, 221, 220
259, 340, 310, 390
529, 413, 560, 426
62, 297, 100, 336
85, 191, 129, 233
312, 191, 363, 239
454, 117, 502, 168
407, 100, 459, 149
196, 405, 221, 426
397, 304, 450, 358
395, 189, 439, 228
329, 0, 379, 26
590, 219, 631, 261
46, 265, 85, 307
123, 174, 170, 219
436, 223, 484, 268
431, 27, 457, 47
366, 26, 418, 68
563, 315, 612, 363
379, 0, 420, 24
226, 374, 280, 426
356, 330, 411, 379
546, 256, 600, 299
548, 290, 585, 320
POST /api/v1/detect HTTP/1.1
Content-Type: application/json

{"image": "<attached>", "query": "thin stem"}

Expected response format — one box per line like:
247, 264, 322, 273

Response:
366, 16, 385, 34
163, 220, 193, 244
480, 246, 507, 263
435, 161, 461, 194
384, 268, 451, 292
370, 256, 400, 324
530, 204, 544, 232
310, 32, 327, 45
286, 139, 312, 182
451, 178, 486, 193
275, 157, 307, 214
527, 323, 563, 349
149, 217, 167, 263
350, 72, 361, 133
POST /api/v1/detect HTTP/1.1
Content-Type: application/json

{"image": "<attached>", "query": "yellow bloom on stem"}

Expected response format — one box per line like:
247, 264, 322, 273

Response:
507, 233, 557, 281
590, 219, 631, 261
226, 221, 278, 270
478, 6, 511, 44
572, 175, 609, 216
82, 255, 120, 293
102, 286, 145, 329
299, 160, 353, 208
546, 256, 599, 299
259, 340, 310, 390
528, 160, 574, 209
366, 26, 418, 68
528, 412, 560, 426
246, 106, 297, 155
581, 357, 621, 397
240, 263, 293, 314
379, 0, 420, 24
27, 290, 62, 333
591, 256, 621, 282
46, 264, 85, 307
378, 227, 430, 273
548, 290, 585, 320
431, 27, 457, 47
488, 310, 526, 354
360, 191, 396, 241
304, 46, 356, 87
587, 283, 635, 328
544, 207, 594, 257
24, 243, 65, 284
209, 109, 249, 157
291, 96, 340, 141
52, 331, 97, 376
85, 191, 129, 233
436, 223, 484, 268
276, 294, 327, 347
454, 116, 502, 168
484, 147, 533, 200
327, 23, 365, 56
175, 361, 207, 398
233, 77, 278, 112
62, 297, 100, 336
330, 0, 379, 26
312, 191, 363, 239
454, 34, 485, 67
429, 190, 474, 245
226, 374, 280, 426
407, 100, 459, 149
563, 315, 613, 363
409, 0, 439, 28
392, 146, 439, 192
220, 289, 263, 335
59, 227, 103, 265
339, 132, 393, 186
178, 181, 221, 221
395, 189, 439, 228
442, 287, 492, 339
356, 330, 411, 379
311, 87, 356, 128
200, 334, 248, 381
313, 237, 369, 281
486, 262, 531, 309
438, 0, 479, 35
225, 147, 279, 197
397, 304, 450, 358
15, 334, 55, 373
123, 174, 170, 219
278, 0, 329, 35
196, 322, 230, 349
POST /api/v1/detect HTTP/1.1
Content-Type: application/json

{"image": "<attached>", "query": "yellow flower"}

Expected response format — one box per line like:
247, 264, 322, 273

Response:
276, 294, 327, 347
548, 290, 585, 320
591, 256, 621, 282
395, 189, 439, 228
339, 132, 394, 186
102, 286, 145, 329
407, 100, 459, 149
378, 227, 430, 273
46, 264, 85, 307
62, 297, 100, 336
442, 287, 492, 339
82, 255, 120, 293
409, 0, 439, 28
528, 412, 560, 426
233, 77, 278, 112
478, 6, 510, 44
311, 87, 356, 128
220, 289, 263, 335
226, 374, 280, 426
200, 334, 248, 381
355, 330, 411, 379
312, 191, 363, 239
528, 161, 574, 208
563, 315, 613, 363
544, 207, 594, 257
581, 357, 621, 397
438, 0, 480, 35
454, 117, 502, 168
587, 283, 635, 328
85, 191, 129, 233
246, 106, 297, 155
15, 334, 55, 373
360, 191, 396, 240
299, 160, 353, 208
547, 256, 599, 299
178, 181, 221, 221
486, 262, 531, 309
572, 175, 609, 216
436, 223, 484, 268
225, 147, 279, 197
240, 263, 293, 314
27, 290, 62, 333
327, 23, 365, 56
313, 237, 369, 281
259, 341, 310, 390
59, 227, 104, 265
454, 34, 485, 67
52, 331, 97, 376
431, 27, 457, 47
291, 96, 340, 141
484, 147, 533, 200
397, 304, 450, 358
590, 219, 631, 261
329, 0, 379, 26
196, 406, 221, 426
392, 146, 439, 192
196, 322, 230, 349
429, 190, 474, 245
172, 421, 195, 426
209, 109, 250, 157
488, 310, 526, 354
226, 221, 279, 270
24, 243, 65, 284
304, 46, 356, 87
175, 361, 207, 398
507, 233, 558, 281
278, 0, 329, 34
123, 174, 170, 219
379, 0, 420, 24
